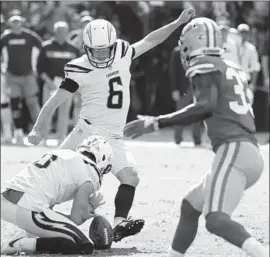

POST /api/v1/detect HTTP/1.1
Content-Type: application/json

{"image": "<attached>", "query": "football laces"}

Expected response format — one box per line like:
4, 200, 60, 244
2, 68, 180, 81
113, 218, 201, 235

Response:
103, 228, 109, 245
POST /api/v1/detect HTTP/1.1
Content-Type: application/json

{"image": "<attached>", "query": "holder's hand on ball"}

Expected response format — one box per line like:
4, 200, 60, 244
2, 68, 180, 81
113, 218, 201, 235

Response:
89, 192, 105, 212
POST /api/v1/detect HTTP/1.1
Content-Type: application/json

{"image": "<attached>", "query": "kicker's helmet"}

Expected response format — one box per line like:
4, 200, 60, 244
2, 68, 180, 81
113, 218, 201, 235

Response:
83, 19, 117, 68
76, 136, 113, 175
179, 17, 222, 69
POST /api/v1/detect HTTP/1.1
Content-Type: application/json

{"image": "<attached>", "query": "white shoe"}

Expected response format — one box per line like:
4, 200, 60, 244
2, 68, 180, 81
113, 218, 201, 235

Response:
12, 129, 24, 145
1, 234, 25, 255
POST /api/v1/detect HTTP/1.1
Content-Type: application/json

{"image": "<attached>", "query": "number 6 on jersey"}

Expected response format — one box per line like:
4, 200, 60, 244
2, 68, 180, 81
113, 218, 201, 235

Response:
107, 77, 123, 109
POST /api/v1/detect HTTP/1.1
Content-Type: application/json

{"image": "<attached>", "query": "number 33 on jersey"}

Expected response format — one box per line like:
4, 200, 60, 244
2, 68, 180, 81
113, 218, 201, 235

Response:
186, 56, 256, 148
62, 39, 135, 135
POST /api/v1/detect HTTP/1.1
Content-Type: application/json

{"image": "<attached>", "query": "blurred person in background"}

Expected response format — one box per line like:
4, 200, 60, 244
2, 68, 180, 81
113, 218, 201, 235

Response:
169, 45, 203, 146
38, 1, 72, 36
68, 15, 93, 52
0, 13, 42, 145
237, 24, 260, 92
1, 69, 13, 145
67, 15, 94, 127
37, 21, 80, 146
261, 31, 269, 92
220, 24, 241, 65
1, 13, 13, 144
260, 29, 269, 143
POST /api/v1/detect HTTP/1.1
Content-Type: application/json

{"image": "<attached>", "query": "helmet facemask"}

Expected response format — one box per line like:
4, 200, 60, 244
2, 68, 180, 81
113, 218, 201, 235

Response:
84, 42, 116, 69
178, 39, 191, 70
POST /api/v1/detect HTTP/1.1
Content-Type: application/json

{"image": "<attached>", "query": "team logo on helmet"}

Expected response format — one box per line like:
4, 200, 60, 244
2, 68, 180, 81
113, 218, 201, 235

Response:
77, 136, 113, 175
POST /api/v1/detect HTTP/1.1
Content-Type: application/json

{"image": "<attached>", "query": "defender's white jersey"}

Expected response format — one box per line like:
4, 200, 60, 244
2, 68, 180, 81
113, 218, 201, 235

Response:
2, 149, 101, 211
64, 39, 134, 136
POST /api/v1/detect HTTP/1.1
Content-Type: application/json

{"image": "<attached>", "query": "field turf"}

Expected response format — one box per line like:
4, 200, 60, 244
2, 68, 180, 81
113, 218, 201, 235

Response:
1, 130, 269, 257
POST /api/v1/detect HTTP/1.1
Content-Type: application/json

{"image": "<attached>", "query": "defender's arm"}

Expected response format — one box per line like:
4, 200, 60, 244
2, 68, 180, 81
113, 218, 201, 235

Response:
124, 72, 219, 139
158, 72, 218, 128
131, 8, 195, 59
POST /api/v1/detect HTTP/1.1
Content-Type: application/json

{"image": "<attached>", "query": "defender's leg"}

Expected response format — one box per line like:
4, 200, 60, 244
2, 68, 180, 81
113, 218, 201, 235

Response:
204, 142, 266, 257
168, 180, 204, 257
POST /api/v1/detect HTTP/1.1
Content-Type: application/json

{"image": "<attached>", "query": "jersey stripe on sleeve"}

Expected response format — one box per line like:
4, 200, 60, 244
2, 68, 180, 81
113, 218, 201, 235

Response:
65, 63, 93, 73
121, 41, 129, 58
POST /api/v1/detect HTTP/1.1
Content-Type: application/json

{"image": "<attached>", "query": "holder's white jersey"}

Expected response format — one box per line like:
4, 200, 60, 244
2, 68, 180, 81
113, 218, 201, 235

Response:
2, 149, 101, 211
64, 39, 135, 136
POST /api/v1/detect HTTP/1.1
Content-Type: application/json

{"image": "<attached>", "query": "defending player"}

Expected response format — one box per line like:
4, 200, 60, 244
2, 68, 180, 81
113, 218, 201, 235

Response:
27, 8, 196, 242
1, 136, 112, 255
124, 18, 267, 257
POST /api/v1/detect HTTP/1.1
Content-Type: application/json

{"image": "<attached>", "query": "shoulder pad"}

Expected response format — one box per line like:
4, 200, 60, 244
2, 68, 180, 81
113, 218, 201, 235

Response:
64, 55, 93, 74
64, 55, 92, 84
117, 39, 131, 59
186, 57, 218, 79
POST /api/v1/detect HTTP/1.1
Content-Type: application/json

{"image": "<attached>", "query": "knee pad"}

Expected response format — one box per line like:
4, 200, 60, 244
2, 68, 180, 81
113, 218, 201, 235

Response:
10, 98, 21, 111
205, 212, 229, 234
181, 199, 202, 218
116, 167, 140, 187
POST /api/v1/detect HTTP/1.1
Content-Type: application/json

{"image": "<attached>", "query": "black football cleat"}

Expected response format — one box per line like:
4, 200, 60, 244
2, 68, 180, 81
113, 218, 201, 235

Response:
113, 217, 145, 242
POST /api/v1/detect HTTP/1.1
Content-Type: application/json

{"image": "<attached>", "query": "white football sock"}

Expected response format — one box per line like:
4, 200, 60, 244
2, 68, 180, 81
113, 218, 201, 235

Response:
242, 237, 266, 257
114, 217, 125, 228
168, 247, 185, 257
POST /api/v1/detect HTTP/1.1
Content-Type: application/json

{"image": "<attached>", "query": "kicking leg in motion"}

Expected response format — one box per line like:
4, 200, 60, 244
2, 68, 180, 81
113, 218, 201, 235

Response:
113, 167, 145, 242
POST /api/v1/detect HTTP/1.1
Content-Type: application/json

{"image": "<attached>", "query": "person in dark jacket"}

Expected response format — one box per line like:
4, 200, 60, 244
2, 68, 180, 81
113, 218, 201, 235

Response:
169, 45, 203, 145
37, 21, 80, 146
0, 14, 42, 145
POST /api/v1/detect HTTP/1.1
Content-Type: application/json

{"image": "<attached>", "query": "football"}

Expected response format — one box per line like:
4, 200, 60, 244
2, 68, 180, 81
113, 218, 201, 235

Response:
89, 215, 114, 250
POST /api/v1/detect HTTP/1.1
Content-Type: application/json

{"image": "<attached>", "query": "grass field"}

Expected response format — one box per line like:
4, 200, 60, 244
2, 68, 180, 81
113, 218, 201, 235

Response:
1, 130, 269, 257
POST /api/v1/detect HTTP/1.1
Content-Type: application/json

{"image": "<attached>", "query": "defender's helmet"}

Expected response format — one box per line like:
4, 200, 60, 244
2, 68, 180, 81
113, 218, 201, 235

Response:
76, 136, 113, 175
83, 19, 117, 68
179, 17, 222, 69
